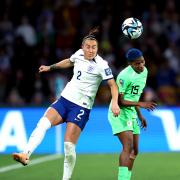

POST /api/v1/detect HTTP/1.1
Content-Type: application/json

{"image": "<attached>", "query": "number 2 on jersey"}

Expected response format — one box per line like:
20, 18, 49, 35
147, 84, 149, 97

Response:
77, 71, 82, 80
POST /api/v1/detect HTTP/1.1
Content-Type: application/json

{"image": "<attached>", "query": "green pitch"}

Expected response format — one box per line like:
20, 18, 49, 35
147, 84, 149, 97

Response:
0, 153, 180, 180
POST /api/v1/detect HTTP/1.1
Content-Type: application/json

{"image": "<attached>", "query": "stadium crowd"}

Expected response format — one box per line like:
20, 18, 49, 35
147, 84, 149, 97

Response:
0, 0, 180, 107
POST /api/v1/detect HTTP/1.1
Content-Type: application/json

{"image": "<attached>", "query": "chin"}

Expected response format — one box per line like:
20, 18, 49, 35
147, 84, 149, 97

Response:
89, 56, 95, 60
136, 69, 143, 73
139, 68, 144, 72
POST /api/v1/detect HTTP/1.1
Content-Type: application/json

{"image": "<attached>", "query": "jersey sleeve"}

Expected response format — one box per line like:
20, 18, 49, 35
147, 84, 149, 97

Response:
99, 61, 113, 80
69, 49, 83, 63
116, 73, 130, 94
69, 52, 76, 63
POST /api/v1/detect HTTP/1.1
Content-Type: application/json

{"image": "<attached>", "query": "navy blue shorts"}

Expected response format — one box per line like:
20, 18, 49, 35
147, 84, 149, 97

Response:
51, 96, 90, 130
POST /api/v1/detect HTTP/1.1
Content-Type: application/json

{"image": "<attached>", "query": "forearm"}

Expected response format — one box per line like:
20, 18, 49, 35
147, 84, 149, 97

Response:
135, 106, 142, 117
119, 98, 139, 106
107, 79, 120, 116
107, 79, 119, 103
109, 82, 119, 104
50, 58, 73, 70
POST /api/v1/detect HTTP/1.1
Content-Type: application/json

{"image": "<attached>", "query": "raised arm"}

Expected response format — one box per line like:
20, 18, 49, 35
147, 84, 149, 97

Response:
39, 58, 74, 73
107, 78, 120, 116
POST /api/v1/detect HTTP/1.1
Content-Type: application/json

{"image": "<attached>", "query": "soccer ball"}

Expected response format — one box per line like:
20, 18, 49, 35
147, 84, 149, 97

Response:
122, 17, 143, 39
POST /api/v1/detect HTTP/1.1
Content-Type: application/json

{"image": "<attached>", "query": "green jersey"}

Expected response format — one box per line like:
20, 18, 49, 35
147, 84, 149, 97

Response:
117, 65, 147, 114
108, 65, 148, 134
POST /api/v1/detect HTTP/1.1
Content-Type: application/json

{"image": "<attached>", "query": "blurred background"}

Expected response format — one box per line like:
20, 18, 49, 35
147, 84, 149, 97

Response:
0, 0, 180, 107
0, 0, 180, 179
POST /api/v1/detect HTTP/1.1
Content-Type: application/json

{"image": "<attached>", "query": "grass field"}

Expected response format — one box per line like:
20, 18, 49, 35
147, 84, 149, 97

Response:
0, 153, 180, 180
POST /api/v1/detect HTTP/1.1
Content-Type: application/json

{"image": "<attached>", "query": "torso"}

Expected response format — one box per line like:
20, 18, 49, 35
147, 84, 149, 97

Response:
61, 49, 113, 109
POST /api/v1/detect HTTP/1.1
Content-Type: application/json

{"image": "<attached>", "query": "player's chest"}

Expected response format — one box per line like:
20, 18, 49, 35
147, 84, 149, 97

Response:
128, 77, 147, 95
131, 76, 146, 86
73, 60, 100, 76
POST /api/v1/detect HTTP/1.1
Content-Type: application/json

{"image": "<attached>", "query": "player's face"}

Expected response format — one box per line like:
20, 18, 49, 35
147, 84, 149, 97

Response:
130, 56, 145, 73
82, 39, 98, 60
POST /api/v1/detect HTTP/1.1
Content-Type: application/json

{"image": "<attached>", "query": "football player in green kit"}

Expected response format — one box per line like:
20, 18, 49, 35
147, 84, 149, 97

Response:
108, 48, 157, 180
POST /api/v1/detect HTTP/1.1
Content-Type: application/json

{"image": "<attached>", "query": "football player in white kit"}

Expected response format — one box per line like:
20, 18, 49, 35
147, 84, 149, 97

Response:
12, 27, 120, 180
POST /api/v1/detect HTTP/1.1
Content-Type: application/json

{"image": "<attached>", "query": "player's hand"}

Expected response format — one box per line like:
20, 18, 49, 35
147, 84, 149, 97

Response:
139, 116, 147, 130
39, 65, 50, 73
138, 102, 157, 111
111, 102, 120, 117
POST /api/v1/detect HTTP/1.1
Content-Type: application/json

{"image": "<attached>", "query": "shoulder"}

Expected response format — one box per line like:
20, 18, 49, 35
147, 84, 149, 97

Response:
144, 67, 148, 73
95, 54, 109, 67
116, 66, 131, 81
142, 67, 148, 77
118, 66, 131, 76
94, 55, 113, 77
70, 49, 84, 62
72, 49, 84, 57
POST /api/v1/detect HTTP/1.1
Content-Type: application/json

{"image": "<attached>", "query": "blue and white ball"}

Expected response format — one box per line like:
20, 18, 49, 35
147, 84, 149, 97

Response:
122, 17, 143, 39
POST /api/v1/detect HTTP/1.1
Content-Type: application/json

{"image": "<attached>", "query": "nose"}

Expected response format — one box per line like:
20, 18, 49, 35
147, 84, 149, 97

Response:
89, 48, 93, 53
139, 62, 144, 68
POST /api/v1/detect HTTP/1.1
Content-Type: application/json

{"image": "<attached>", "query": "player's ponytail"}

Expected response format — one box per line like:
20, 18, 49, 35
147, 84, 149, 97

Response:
88, 26, 99, 36
82, 26, 99, 44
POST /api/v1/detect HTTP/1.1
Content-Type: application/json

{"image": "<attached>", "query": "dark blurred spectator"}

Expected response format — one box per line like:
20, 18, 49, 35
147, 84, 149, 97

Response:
0, 13, 14, 44
156, 58, 178, 105
156, 58, 177, 87
54, 0, 79, 51
164, 43, 180, 74
36, 8, 55, 46
6, 88, 25, 106
0, 45, 11, 104
15, 16, 37, 46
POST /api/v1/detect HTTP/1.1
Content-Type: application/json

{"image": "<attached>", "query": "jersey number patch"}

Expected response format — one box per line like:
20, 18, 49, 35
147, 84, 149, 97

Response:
77, 71, 82, 80
131, 85, 140, 94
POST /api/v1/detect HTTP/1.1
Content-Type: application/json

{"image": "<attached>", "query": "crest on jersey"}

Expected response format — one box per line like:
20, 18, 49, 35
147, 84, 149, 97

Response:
87, 65, 94, 72
105, 68, 112, 76
119, 79, 124, 87
127, 120, 132, 127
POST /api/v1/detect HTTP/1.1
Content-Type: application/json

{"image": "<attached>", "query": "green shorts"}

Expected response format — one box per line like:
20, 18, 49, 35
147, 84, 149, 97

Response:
108, 108, 140, 135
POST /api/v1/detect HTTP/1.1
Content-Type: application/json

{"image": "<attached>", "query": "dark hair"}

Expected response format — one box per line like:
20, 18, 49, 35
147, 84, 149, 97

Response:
82, 26, 99, 44
126, 48, 143, 62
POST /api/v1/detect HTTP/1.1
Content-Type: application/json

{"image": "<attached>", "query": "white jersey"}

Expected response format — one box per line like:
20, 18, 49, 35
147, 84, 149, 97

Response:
61, 49, 113, 109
